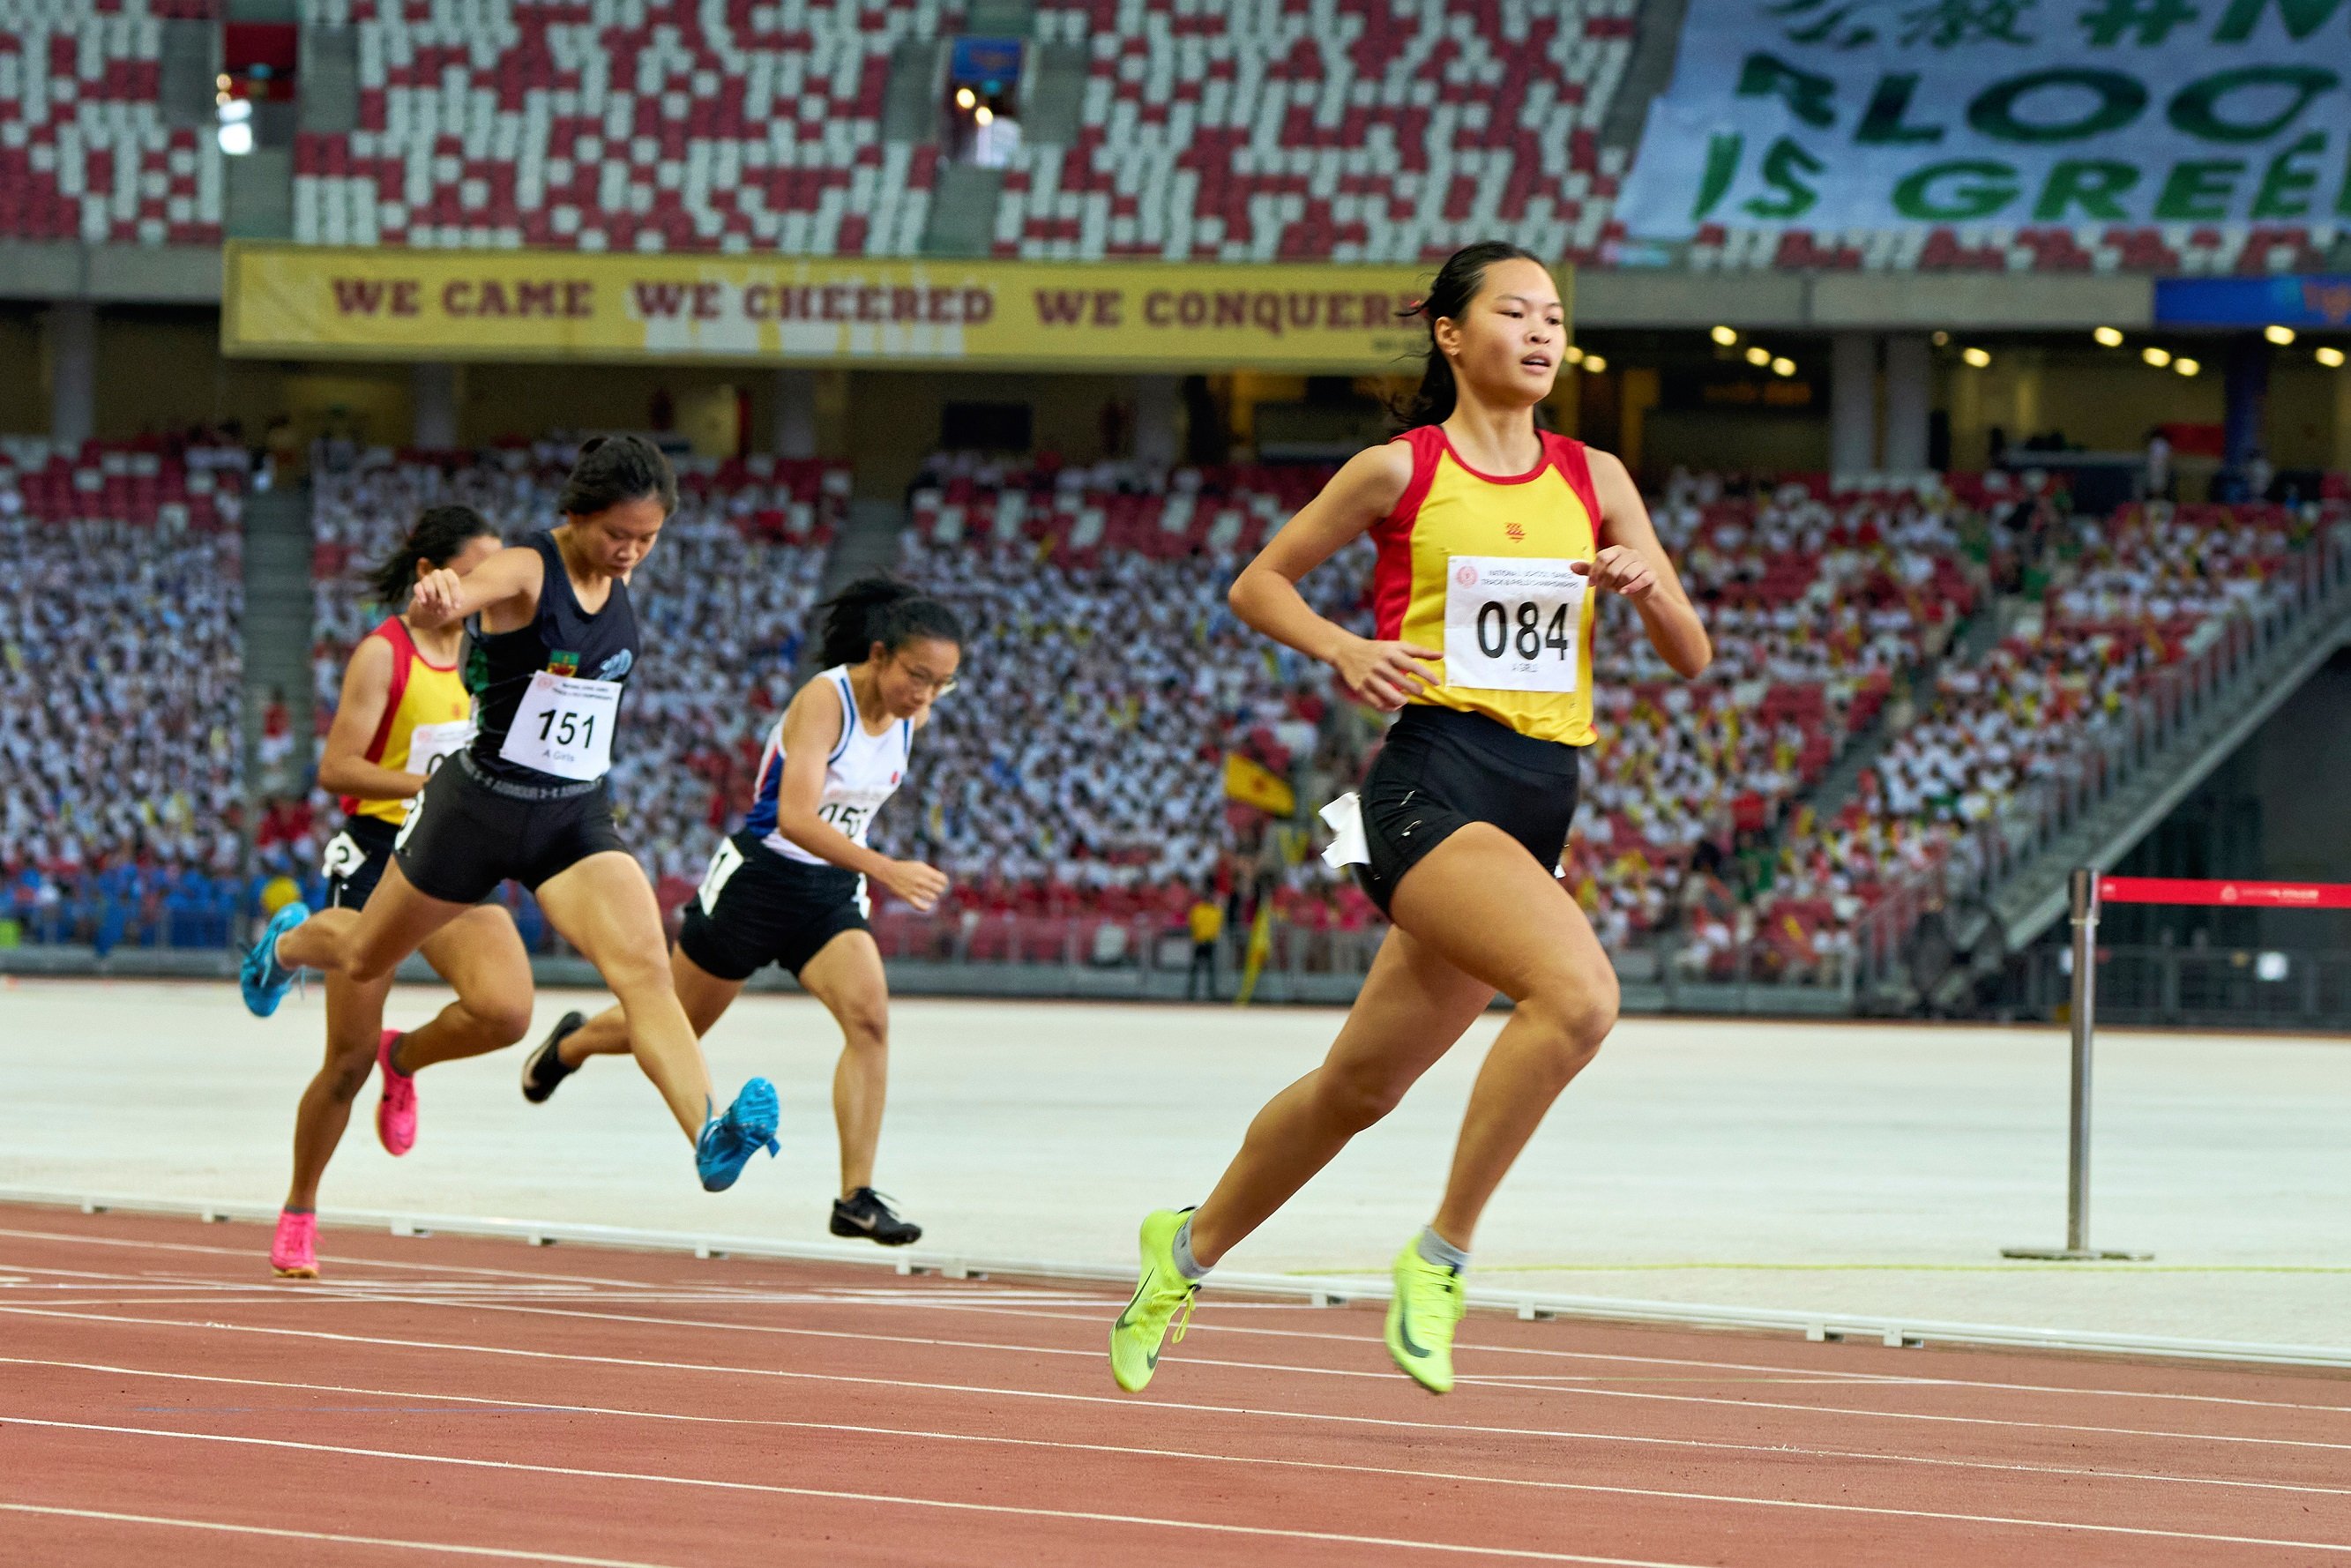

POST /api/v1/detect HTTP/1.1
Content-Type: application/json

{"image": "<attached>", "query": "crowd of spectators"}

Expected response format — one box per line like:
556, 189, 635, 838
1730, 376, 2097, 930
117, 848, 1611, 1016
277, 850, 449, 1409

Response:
0, 437, 250, 949
15, 433, 2345, 989
307, 443, 842, 922
882, 452, 1374, 929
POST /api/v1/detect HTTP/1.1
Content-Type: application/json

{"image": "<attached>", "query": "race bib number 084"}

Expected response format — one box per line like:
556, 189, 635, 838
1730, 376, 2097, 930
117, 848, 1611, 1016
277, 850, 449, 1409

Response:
1442, 556, 1587, 693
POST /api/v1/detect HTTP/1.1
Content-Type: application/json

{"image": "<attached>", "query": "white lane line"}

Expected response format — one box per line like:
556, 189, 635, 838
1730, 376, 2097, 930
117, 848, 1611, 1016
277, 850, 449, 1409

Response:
959, 1301, 2351, 1418
303, 1288, 2351, 1457
0, 1227, 720, 1291
0, 1501, 684, 1567
0, 1417, 1707, 1567
17, 1227, 2351, 1422
4, 1304, 2345, 1499
15, 1352, 2351, 1512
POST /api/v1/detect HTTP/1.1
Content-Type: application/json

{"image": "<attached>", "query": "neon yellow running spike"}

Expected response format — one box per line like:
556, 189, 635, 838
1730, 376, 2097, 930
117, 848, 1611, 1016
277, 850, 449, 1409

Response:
1109, 1207, 1198, 1393
1384, 1238, 1467, 1393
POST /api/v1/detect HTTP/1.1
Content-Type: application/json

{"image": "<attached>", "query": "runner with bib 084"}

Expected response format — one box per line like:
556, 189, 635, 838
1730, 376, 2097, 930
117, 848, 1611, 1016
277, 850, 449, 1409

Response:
1109, 241, 1712, 1395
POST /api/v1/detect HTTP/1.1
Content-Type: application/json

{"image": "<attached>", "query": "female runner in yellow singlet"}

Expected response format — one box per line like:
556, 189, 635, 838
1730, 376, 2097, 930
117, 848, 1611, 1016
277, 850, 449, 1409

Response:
1110, 242, 1712, 1394
269, 507, 534, 1279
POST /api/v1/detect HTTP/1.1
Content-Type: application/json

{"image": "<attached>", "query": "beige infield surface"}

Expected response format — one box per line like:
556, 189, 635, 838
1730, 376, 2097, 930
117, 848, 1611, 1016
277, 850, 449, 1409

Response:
2, 976, 2347, 1351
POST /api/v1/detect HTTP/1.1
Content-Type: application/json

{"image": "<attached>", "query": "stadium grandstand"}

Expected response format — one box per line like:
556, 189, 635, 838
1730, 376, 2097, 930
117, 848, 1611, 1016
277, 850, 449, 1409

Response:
3, 0, 2348, 1026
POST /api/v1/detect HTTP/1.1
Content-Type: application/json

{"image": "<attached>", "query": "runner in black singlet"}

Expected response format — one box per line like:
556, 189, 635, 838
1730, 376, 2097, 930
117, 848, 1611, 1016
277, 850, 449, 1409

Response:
242, 437, 782, 1193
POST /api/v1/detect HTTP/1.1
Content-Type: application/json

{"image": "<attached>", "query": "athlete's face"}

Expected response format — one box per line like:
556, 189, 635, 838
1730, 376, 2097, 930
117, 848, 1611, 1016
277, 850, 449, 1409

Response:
1437, 258, 1564, 407
428, 533, 502, 582
570, 495, 669, 578
873, 637, 961, 721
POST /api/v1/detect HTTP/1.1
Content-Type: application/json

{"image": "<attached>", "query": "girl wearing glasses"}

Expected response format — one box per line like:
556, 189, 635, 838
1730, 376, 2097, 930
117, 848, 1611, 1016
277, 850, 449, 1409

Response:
520, 574, 962, 1246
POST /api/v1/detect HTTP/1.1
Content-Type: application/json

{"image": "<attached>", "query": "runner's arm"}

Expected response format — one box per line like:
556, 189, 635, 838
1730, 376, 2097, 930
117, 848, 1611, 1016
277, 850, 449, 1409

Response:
407, 543, 543, 632
1229, 443, 1434, 709
768, 683, 908, 882
1587, 450, 1711, 678
316, 635, 426, 800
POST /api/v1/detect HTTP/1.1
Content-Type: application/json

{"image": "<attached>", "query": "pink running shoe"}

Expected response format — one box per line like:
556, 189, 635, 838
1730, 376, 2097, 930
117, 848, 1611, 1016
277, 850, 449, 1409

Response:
271, 1209, 318, 1280
376, 1028, 417, 1156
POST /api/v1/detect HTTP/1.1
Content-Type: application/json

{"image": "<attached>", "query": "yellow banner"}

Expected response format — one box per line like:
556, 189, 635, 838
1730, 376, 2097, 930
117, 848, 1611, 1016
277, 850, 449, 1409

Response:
221, 244, 1567, 370
1222, 752, 1296, 818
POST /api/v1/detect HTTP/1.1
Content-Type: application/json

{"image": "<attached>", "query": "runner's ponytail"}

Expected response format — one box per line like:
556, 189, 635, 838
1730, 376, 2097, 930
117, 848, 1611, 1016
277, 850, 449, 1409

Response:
816, 574, 964, 668
366, 504, 500, 608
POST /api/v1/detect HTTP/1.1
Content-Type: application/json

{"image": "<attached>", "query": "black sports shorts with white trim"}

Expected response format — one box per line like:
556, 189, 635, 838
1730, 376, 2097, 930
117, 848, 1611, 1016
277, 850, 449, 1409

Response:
678, 831, 869, 982
394, 755, 627, 906
321, 817, 400, 910
1355, 704, 1582, 915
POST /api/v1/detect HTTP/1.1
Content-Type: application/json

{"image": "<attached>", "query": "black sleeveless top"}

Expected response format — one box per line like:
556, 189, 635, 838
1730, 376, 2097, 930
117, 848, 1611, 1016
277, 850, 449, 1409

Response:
464, 530, 640, 787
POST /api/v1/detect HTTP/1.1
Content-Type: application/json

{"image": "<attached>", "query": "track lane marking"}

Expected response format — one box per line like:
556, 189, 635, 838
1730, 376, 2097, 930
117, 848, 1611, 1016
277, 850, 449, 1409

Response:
13, 1352, 2351, 1514
4, 1304, 2345, 1498
13, 1221, 2350, 1422
0, 1417, 1713, 1567
0, 1503, 689, 1566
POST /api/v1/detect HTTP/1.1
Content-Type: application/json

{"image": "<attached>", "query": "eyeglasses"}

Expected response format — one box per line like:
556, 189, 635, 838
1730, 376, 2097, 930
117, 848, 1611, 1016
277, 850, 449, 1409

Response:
895, 654, 958, 698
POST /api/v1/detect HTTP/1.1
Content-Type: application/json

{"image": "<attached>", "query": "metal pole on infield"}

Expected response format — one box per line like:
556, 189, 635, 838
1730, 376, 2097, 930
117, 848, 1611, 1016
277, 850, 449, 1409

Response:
2003, 868, 2149, 1262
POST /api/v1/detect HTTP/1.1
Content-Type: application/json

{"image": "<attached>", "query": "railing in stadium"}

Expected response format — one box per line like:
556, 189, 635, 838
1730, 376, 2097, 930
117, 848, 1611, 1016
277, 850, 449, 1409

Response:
2004, 870, 2351, 1262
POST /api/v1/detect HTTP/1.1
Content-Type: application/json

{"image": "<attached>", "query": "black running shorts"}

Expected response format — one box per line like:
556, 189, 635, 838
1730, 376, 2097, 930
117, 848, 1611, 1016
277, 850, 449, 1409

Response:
678, 831, 870, 982
394, 755, 627, 905
321, 817, 399, 910
1355, 705, 1582, 915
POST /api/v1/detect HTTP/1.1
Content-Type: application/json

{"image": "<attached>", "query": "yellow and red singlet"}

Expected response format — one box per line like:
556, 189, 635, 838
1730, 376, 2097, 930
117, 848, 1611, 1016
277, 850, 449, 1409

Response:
341, 616, 474, 825
1368, 425, 1603, 746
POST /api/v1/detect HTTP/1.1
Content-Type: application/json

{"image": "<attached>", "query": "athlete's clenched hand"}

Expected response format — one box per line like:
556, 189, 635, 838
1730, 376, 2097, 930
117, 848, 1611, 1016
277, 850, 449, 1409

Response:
881, 859, 949, 913
1573, 546, 1658, 602
1330, 634, 1441, 711
407, 567, 466, 629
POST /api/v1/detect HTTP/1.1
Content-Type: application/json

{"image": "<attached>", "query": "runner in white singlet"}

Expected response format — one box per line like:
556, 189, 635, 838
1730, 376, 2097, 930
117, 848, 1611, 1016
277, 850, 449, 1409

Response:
520, 575, 963, 1246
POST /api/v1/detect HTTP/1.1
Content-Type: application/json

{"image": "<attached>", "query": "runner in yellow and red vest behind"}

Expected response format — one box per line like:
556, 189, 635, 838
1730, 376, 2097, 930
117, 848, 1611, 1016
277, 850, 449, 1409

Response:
1110, 242, 1715, 1396
271, 505, 535, 1280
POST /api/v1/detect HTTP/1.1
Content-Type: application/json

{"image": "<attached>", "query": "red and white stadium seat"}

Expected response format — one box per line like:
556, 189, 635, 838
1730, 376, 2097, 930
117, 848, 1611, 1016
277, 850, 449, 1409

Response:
0, 0, 222, 245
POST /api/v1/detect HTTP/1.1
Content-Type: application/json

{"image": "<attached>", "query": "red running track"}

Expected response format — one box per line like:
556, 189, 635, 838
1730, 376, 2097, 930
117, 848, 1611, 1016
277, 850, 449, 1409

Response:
0, 1204, 2347, 1566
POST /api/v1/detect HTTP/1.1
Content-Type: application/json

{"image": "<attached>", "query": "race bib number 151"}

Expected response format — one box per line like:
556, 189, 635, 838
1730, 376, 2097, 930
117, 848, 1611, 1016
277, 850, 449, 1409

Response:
1442, 556, 1587, 693
499, 672, 620, 780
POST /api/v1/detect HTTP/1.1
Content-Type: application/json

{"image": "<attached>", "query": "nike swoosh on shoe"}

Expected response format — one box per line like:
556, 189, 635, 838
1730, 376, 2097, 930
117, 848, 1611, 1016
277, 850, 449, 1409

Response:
1394, 1295, 1430, 1358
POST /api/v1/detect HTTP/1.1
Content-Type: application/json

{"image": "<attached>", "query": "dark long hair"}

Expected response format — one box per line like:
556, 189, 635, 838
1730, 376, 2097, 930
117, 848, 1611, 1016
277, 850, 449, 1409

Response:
1391, 240, 1545, 431
816, 574, 964, 668
366, 504, 499, 608
557, 434, 677, 518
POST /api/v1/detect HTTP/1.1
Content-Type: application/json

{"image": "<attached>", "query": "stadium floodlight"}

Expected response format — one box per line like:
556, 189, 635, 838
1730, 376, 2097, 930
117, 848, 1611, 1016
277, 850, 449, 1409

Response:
1709, 325, 1737, 347
2256, 952, 2290, 982
2318, 346, 2347, 369
1581, 354, 1608, 373
1743, 345, 1770, 367
1961, 347, 1991, 369
217, 120, 254, 155
2174, 356, 2200, 377
2264, 325, 2295, 346
956, 86, 976, 109
2142, 347, 2171, 367
219, 97, 252, 123
1563, 344, 1584, 364
2093, 326, 2123, 347
1771, 356, 1795, 377
975, 105, 994, 125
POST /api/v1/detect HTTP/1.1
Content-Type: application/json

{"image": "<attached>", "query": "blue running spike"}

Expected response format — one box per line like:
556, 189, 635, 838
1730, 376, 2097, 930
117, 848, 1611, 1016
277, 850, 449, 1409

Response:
696, 1077, 780, 1192
240, 902, 312, 1019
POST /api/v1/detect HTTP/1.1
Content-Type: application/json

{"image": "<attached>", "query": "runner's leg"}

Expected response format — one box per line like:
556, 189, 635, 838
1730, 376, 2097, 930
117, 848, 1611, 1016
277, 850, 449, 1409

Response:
391, 903, 537, 1072
282, 967, 396, 1213
795, 929, 892, 1197
556, 943, 743, 1062
532, 852, 716, 1139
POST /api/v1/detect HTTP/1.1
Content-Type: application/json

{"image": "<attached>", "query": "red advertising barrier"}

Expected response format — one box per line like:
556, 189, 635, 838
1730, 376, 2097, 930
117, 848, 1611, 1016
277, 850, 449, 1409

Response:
2097, 877, 2351, 909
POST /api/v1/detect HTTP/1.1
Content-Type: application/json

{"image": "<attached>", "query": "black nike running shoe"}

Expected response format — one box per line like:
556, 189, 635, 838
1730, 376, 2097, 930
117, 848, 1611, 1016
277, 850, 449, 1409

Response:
520, 1011, 586, 1104
832, 1187, 922, 1246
